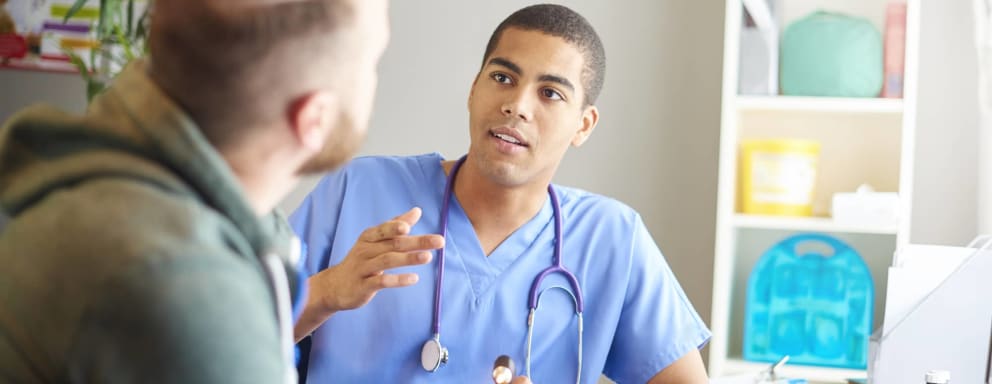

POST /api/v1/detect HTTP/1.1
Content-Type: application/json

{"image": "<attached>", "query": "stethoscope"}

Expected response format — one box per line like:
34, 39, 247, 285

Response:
419, 155, 585, 383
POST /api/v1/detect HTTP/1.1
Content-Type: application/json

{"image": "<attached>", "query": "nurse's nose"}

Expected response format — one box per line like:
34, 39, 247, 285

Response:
501, 89, 534, 122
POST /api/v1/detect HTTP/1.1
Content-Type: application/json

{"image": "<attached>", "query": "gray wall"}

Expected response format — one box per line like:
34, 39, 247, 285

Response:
0, 71, 87, 120
0, 71, 86, 232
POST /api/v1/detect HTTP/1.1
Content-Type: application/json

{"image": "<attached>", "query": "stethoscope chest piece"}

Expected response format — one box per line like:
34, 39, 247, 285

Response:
420, 337, 448, 372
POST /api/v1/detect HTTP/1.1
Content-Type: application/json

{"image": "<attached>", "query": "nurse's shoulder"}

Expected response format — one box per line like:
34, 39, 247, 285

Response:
552, 185, 641, 232
313, 152, 444, 193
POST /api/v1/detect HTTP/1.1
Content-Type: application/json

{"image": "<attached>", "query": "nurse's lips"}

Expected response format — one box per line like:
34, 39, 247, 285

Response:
490, 126, 528, 147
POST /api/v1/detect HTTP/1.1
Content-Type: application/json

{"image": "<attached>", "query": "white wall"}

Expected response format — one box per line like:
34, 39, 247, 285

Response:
976, 0, 992, 236
911, 0, 981, 245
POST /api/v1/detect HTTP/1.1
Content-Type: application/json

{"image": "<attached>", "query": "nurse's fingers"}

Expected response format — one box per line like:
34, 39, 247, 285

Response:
365, 272, 420, 290
365, 251, 432, 276
392, 206, 423, 225
357, 233, 443, 261
359, 207, 423, 243
359, 220, 411, 243
390, 234, 444, 252
510, 376, 533, 384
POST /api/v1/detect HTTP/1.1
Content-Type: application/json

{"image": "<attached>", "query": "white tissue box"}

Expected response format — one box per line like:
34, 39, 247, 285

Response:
832, 190, 900, 227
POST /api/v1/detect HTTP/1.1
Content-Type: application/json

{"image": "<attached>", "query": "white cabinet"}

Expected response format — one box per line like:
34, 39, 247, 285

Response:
708, 0, 920, 382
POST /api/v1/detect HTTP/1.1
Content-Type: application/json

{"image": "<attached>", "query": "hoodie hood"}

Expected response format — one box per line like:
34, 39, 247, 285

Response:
0, 61, 275, 256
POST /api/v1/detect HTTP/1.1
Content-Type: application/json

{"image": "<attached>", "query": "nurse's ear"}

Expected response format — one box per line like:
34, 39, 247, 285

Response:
571, 105, 598, 147
289, 91, 339, 152
467, 74, 481, 112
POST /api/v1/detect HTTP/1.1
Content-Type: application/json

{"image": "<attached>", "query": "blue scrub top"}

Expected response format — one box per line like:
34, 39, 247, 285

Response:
290, 153, 710, 384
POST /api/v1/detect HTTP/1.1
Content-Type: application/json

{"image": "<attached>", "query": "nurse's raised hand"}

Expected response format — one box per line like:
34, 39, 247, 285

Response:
294, 207, 444, 341
321, 207, 444, 310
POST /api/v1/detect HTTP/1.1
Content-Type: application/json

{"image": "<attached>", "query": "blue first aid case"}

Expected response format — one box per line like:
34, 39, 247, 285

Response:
743, 233, 874, 369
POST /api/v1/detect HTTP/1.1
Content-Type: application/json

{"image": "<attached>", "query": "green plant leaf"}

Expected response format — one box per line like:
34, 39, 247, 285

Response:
98, 0, 109, 36
134, 6, 150, 55
66, 50, 107, 102
86, 80, 106, 102
126, 0, 134, 36
65, 51, 93, 83
111, 0, 124, 33
62, 0, 90, 23
65, 0, 153, 102
113, 26, 135, 62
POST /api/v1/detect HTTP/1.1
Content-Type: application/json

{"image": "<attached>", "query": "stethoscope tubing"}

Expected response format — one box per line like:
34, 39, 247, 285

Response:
427, 155, 584, 382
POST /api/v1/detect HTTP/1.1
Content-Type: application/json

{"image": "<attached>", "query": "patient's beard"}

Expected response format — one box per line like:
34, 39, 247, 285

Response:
296, 111, 366, 176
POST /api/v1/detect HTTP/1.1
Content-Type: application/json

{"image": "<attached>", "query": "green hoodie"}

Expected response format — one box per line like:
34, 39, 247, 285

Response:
0, 62, 301, 383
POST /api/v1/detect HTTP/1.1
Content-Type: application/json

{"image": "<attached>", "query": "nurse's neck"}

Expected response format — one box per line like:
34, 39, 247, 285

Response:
442, 159, 550, 256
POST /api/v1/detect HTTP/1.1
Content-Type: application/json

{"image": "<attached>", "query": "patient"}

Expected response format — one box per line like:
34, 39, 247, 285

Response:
0, 0, 390, 382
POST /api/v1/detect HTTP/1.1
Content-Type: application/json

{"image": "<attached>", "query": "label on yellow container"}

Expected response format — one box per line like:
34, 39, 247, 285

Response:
740, 139, 820, 216
750, 152, 818, 204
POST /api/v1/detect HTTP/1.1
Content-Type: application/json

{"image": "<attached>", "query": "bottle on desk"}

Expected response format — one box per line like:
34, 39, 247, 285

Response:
925, 369, 950, 384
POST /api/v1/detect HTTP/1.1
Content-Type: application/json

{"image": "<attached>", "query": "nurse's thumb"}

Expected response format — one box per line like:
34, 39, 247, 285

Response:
510, 377, 533, 384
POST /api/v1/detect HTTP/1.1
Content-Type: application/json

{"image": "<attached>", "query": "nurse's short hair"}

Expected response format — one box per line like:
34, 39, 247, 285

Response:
149, 0, 357, 147
481, 4, 606, 106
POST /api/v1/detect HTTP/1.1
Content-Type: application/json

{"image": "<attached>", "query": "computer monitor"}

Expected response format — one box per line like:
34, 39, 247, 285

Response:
986, 319, 991, 384
871, 243, 992, 383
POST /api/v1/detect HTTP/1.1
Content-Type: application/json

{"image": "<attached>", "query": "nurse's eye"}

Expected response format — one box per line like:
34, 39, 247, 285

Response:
542, 88, 565, 101
491, 72, 513, 85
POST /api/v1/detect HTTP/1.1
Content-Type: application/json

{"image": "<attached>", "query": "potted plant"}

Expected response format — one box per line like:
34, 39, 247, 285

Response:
63, 0, 149, 101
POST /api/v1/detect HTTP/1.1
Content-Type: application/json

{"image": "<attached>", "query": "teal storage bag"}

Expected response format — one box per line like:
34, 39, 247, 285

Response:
743, 233, 874, 369
780, 11, 883, 97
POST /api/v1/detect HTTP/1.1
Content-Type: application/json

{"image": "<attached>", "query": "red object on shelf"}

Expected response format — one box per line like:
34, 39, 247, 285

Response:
0, 34, 27, 59
882, 2, 907, 99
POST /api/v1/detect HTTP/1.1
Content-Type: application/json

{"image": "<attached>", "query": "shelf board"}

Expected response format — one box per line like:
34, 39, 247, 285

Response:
721, 358, 866, 384
733, 214, 899, 235
736, 95, 904, 114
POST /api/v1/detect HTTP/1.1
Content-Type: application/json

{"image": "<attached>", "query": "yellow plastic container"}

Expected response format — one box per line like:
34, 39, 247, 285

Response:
740, 139, 820, 216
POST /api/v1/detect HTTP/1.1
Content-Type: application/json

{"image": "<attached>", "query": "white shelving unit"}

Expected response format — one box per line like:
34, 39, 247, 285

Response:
723, 359, 867, 383
733, 214, 899, 235
736, 95, 904, 114
708, 0, 921, 383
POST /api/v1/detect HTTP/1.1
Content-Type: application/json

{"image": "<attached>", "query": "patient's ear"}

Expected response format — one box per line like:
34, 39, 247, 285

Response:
571, 105, 598, 147
289, 91, 338, 151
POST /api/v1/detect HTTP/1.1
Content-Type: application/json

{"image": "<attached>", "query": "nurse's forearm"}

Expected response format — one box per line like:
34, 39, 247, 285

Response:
294, 276, 338, 342
646, 349, 708, 384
